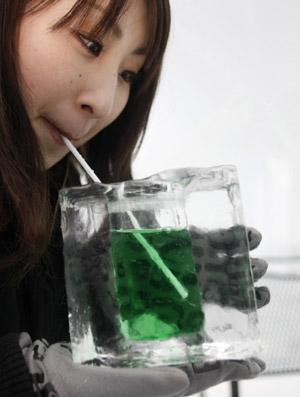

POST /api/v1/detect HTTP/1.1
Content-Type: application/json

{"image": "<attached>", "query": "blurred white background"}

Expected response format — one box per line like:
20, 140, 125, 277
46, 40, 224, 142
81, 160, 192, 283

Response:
132, 0, 300, 395
133, 0, 300, 259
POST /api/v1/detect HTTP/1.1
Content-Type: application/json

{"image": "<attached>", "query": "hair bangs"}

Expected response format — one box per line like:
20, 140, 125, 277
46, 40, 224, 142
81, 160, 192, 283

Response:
53, 0, 130, 39
26, 0, 129, 39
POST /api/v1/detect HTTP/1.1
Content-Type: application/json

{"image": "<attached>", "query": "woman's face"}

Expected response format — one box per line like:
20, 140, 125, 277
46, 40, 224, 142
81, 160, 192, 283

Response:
18, 0, 147, 168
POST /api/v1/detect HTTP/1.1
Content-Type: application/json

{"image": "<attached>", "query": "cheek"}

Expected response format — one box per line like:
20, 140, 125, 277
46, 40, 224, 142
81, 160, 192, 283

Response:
20, 59, 45, 94
18, 30, 73, 110
18, 47, 51, 111
113, 86, 130, 121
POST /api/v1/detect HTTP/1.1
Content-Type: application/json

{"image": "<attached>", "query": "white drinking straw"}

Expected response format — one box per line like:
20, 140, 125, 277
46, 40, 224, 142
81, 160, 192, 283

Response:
61, 135, 100, 183
127, 212, 188, 299
62, 135, 188, 299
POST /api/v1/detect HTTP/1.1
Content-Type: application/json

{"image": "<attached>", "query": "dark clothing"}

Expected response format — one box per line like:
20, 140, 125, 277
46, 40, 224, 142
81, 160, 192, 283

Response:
0, 237, 69, 345
0, 158, 79, 396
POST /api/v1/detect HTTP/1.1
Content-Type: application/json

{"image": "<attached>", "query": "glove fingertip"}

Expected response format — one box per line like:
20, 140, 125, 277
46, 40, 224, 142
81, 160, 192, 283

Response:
249, 357, 266, 374
247, 227, 262, 249
255, 286, 271, 308
154, 367, 190, 396
251, 258, 268, 281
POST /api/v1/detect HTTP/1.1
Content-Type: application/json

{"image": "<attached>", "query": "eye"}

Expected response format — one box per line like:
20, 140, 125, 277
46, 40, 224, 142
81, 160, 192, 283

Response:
78, 33, 103, 57
119, 70, 139, 85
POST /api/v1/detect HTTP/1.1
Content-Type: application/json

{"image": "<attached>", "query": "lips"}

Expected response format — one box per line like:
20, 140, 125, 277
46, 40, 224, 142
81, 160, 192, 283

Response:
42, 117, 76, 145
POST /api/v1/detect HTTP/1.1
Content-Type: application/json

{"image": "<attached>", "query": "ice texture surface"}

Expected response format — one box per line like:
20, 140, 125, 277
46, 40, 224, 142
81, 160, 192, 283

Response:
59, 165, 260, 367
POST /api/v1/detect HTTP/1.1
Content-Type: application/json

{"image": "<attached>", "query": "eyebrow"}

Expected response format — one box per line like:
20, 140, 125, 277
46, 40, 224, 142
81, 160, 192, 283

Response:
88, 2, 147, 57
112, 23, 146, 56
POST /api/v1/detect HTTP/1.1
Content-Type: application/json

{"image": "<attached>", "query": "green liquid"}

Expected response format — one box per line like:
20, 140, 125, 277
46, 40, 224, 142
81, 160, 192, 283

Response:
110, 228, 204, 340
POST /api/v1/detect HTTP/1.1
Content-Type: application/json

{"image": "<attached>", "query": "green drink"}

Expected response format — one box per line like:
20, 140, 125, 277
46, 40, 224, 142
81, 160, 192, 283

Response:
110, 228, 204, 340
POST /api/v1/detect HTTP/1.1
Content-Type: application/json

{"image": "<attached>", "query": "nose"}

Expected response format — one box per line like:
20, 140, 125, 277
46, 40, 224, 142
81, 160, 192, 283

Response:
76, 71, 118, 119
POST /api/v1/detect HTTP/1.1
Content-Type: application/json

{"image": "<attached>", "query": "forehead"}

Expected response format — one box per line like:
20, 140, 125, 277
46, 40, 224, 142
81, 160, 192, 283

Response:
25, 0, 128, 29
35, 0, 148, 42
45, 0, 132, 30
25, 0, 156, 65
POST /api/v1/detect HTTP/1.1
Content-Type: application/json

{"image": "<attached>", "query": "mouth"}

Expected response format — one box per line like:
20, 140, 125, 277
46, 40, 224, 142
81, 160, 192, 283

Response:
42, 117, 74, 146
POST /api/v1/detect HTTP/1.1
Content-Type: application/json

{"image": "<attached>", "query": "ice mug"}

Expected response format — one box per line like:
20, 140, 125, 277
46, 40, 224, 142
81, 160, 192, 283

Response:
59, 165, 260, 367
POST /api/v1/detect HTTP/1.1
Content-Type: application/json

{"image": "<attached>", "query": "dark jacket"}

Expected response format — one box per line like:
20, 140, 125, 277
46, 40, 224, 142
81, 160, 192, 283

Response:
0, 158, 78, 396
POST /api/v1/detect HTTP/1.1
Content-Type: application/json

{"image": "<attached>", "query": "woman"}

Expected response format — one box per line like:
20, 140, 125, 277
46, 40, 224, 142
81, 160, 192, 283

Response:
0, 1, 270, 396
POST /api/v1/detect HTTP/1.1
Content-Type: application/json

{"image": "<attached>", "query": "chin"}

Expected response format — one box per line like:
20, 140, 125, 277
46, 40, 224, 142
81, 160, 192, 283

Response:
44, 152, 69, 169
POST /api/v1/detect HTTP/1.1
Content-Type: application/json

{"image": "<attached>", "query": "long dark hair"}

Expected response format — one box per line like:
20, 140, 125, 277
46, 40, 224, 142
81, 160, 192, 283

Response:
0, 0, 171, 278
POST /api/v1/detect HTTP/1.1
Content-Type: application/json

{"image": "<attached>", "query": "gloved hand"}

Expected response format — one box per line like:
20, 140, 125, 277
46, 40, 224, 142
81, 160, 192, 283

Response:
190, 225, 270, 310
175, 226, 270, 396
21, 228, 269, 397
178, 357, 266, 395
20, 333, 189, 397
21, 333, 265, 397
